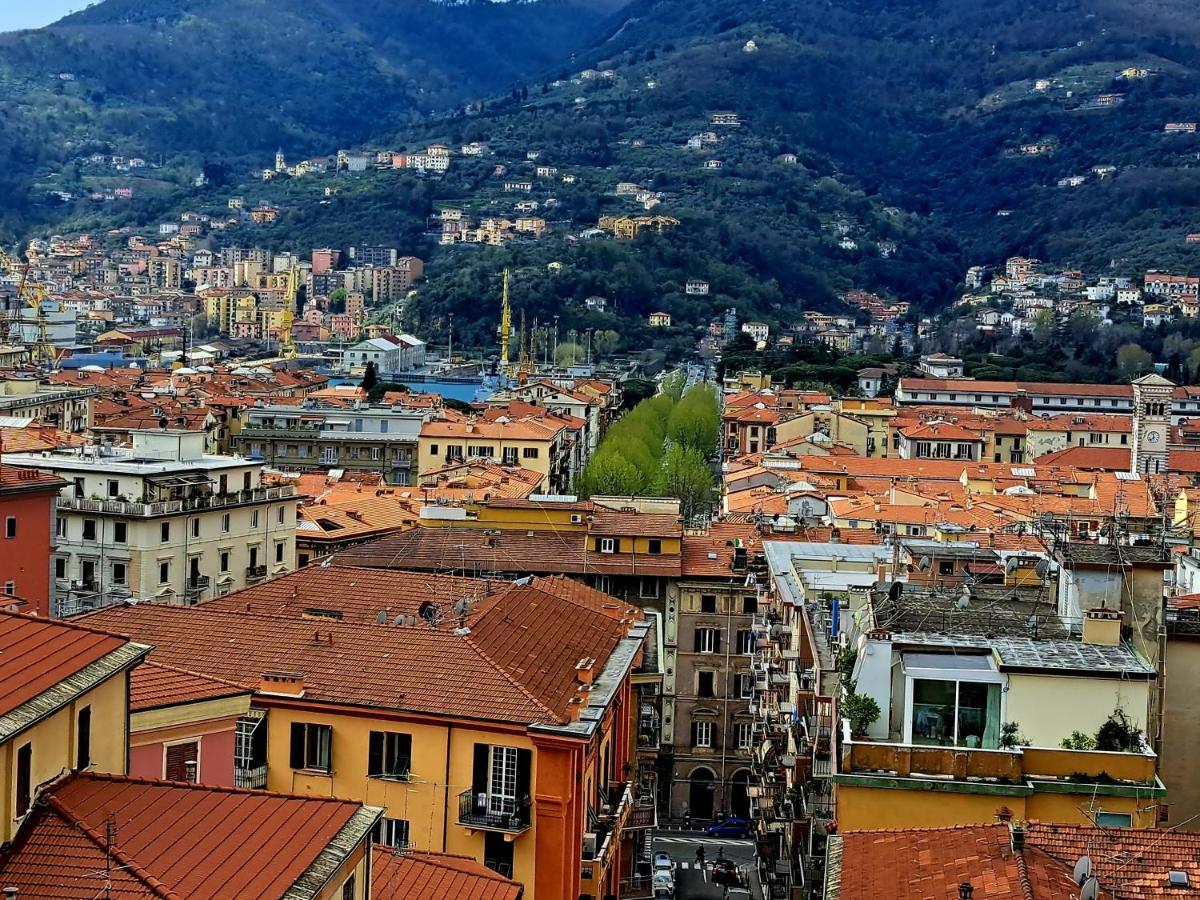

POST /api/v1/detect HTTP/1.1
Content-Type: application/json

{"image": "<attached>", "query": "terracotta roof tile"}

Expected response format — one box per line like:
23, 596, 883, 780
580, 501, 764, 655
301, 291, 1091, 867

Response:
1026, 822, 1200, 898
0, 610, 131, 719
372, 847, 521, 900
0, 772, 368, 898
129, 661, 250, 711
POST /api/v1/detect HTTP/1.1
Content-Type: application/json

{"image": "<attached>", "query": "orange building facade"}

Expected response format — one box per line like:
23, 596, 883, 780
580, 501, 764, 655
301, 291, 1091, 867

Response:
0, 465, 64, 617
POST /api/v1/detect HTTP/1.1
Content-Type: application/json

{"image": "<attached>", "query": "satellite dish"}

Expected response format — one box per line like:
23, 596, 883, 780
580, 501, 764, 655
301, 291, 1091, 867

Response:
1034, 558, 1050, 579
1005, 557, 1019, 575
1073, 856, 1092, 885
375, 610, 387, 625
393, 614, 405, 626
407, 616, 418, 626
454, 598, 471, 616
1081, 877, 1100, 900
956, 588, 971, 609
918, 556, 931, 571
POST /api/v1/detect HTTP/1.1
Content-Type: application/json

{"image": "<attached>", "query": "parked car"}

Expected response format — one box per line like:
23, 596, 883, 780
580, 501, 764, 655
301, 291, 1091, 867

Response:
652, 870, 675, 899
653, 852, 676, 875
706, 816, 753, 838
711, 858, 743, 886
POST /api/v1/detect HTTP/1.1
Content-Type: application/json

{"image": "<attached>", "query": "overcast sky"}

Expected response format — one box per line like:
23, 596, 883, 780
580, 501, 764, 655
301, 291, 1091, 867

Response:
0, 2, 81, 32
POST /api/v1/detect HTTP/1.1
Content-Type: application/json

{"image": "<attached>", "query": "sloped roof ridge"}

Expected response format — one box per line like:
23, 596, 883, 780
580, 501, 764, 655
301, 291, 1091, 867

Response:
60, 770, 362, 805
138, 660, 250, 693
528, 575, 639, 619
42, 793, 179, 899
0, 607, 127, 641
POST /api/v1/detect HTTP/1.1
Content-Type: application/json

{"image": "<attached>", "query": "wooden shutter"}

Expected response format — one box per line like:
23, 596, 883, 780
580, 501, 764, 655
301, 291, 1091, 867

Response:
165, 741, 198, 782
712, 629, 721, 653
693, 629, 703, 653
690, 722, 700, 746
612, 538, 621, 553
594, 538, 603, 553
76, 706, 91, 770
515, 748, 532, 801
396, 734, 412, 775
472, 743, 490, 794
368, 731, 384, 776
15, 743, 30, 816
290, 722, 305, 769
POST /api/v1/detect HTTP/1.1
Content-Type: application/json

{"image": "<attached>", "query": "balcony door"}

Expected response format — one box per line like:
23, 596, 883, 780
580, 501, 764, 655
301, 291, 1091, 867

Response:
488, 745, 518, 817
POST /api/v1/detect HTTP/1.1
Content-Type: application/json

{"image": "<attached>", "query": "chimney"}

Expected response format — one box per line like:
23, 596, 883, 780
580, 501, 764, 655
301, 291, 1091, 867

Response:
575, 657, 596, 686
1082, 607, 1122, 646
958, 884, 974, 900
1010, 822, 1026, 852
994, 805, 1013, 823
4, 887, 19, 900
567, 695, 586, 721
259, 671, 305, 697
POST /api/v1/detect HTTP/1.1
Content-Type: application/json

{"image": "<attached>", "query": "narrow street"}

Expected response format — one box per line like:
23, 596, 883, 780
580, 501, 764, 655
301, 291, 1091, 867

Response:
651, 830, 757, 899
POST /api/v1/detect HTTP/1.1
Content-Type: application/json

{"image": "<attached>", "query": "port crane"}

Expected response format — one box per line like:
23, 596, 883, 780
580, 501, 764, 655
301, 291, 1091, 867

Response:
0, 248, 58, 367
279, 266, 298, 360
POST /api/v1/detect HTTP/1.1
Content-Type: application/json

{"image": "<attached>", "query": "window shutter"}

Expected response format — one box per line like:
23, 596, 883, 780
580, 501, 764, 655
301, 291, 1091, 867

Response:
693, 629, 703, 653
472, 743, 490, 795
368, 731, 383, 776
613, 538, 621, 553
290, 723, 305, 769
516, 748, 532, 802
713, 629, 721, 653
594, 538, 603, 553
398, 733, 413, 774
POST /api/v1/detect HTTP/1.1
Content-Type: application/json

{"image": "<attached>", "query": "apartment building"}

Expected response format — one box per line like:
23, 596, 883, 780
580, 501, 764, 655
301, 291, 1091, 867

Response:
0, 375, 95, 431
0, 465, 65, 616
418, 415, 574, 493
236, 404, 424, 485
3, 430, 297, 616
86, 566, 656, 900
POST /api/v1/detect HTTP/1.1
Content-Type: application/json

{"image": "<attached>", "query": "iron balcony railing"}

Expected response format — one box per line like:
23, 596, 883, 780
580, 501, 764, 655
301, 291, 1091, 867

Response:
59, 485, 295, 518
234, 765, 267, 789
457, 789, 531, 833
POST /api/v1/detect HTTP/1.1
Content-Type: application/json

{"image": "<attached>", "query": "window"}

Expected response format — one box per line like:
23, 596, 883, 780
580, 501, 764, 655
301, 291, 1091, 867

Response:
368, 731, 412, 779
112, 563, 127, 586
243, 472, 252, 491
82, 519, 97, 541
471, 743, 531, 826
320, 448, 338, 465
159, 561, 170, 585
639, 577, 660, 599
113, 522, 127, 544
191, 518, 200, 539
700, 595, 717, 613
372, 817, 410, 849
250, 510, 259, 529
2, 582, 13, 597
740, 672, 755, 699
488, 746, 518, 816
76, 706, 91, 770
275, 542, 285, 563
54, 558, 65, 579
161, 522, 170, 542
910, 675, 1002, 749
742, 595, 758, 615
599, 538, 617, 554
692, 720, 713, 748
468, 445, 492, 458
219, 551, 230, 573
55, 517, 66, 539
277, 506, 285, 525
736, 722, 754, 750
937, 560, 955, 576
503, 447, 518, 465
221, 513, 230, 533
341, 876, 356, 900
429, 444, 439, 456
647, 539, 662, 555
694, 627, 719, 654
289, 722, 332, 772
522, 447, 539, 459
697, 671, 715, 698
107, 479, 119, 498
1095, 811, 1133, 828
736, 629, 755, 655
165, 740, 199, 782
15, 742, 31, 817
4, 517, 14, 539
371, 447, 382, 460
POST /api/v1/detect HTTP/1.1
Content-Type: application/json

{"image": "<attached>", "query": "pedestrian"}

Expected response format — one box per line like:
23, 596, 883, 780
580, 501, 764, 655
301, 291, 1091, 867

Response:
696, 845, 706, 868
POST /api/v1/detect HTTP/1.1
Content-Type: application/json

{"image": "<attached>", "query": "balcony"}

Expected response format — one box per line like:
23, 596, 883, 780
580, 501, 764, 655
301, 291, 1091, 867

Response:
185, 575, 211, 596
59, 485, 296, 518
246, 565, 268, 580
235, 765, 267, 789
580, 782, 634, 898
457, 789, 531, 835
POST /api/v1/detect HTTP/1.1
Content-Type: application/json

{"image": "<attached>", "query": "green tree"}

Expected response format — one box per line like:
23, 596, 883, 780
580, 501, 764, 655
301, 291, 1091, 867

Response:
555, 342, 585, 366
592, 329, 620, 359
659, 444, 713, 521
667, 384, 720, 455
1115, 343, 1153, 380
361, 361, 378, 392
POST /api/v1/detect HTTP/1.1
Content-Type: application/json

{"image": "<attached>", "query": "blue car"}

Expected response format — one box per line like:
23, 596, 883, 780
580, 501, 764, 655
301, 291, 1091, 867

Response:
706, 816, 753, 838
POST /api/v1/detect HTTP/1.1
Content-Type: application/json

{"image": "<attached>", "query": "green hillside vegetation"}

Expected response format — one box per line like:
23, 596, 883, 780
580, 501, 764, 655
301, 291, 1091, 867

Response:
578, 378, 718, 520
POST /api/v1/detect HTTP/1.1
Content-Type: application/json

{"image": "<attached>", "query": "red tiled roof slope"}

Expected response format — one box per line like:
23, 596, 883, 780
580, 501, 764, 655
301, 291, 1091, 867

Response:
372, 847, 522, 900
0, 772, 365, 898
129, 661, 249, 712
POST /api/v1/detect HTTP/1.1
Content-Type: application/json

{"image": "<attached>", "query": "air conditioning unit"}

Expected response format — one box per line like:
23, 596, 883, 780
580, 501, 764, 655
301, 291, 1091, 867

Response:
582, 832, 598, 858
570, 514, 583, 524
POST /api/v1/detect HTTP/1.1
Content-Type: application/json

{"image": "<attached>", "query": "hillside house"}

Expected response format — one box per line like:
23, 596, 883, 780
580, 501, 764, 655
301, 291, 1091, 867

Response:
685, 279, 710, 296
648, 311, 672, 327
711, 112, 741, 126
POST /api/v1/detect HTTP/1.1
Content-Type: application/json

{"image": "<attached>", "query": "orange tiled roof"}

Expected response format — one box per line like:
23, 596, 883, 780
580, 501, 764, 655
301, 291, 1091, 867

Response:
372, 847, 521, 900
829, 824, 1099, 900
589, 509, 683, 537
0, 772, 367, 897
0, 610, 133, 719
299, 494, 420, 542
1034, 445, 1131, 469
129, 661, 250, 711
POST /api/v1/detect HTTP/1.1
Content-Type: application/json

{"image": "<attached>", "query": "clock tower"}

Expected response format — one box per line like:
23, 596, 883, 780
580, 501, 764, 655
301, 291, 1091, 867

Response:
1131, 372, 1173, 475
